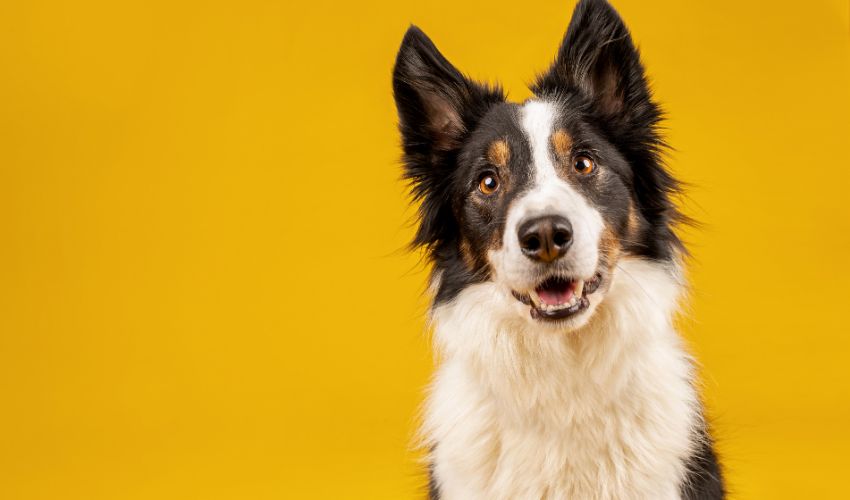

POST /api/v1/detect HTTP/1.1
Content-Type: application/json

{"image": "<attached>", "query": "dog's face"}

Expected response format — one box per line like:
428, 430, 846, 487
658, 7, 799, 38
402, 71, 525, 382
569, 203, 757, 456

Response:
393, 0, 682, 331
459, 99, 631, 330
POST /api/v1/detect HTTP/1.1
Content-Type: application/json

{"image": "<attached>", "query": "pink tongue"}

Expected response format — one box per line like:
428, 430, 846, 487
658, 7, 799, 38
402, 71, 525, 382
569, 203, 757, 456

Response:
536, 284, 574, 306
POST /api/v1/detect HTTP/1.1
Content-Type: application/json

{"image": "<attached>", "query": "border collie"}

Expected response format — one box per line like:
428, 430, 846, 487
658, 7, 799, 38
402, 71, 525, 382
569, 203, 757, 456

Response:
392, 0, 724, 498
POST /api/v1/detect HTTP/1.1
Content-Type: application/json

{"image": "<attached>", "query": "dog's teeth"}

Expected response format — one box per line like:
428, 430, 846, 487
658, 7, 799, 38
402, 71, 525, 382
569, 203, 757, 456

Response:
529, 290, 542, 306
575, 280, 584, 299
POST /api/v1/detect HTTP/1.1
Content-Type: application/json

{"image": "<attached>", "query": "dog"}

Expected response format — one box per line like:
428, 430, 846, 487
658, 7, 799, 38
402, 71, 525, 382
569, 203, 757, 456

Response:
392, 0, 724, 498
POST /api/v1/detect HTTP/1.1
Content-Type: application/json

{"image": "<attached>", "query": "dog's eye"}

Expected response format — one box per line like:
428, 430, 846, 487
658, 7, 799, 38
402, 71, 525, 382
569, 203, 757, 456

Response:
478, 174, 500, 195
574, 155, 595, 175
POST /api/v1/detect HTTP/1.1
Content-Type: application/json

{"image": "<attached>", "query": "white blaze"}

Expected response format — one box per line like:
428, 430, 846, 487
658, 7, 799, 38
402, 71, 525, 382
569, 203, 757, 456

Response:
488, 99, 604, 289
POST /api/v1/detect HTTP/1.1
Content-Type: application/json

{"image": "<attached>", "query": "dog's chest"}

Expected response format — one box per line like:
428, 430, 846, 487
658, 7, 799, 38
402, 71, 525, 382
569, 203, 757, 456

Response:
426, 329, 698, 500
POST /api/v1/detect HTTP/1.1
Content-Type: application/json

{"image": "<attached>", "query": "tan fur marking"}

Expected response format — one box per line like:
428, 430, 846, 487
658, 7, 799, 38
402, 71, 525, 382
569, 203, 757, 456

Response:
487, 139, 510, 167
459, 238, 478, 271
552, 129, 572, 158
627, 204, 641, 240
600, 225, 621, 265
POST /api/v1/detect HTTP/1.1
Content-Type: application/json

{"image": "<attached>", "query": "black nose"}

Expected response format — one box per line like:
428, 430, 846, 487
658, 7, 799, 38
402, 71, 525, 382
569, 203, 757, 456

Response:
517, 215, 573, 263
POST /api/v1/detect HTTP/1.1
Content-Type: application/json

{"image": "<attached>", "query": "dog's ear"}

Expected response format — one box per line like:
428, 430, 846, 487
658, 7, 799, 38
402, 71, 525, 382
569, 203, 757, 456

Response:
393, 26, 504, 249
393, 26, 504, 154
532, 0, 651, 121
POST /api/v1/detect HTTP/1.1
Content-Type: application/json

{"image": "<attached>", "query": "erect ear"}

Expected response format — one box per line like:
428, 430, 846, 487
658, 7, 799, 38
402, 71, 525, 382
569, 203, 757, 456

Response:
532, 0, 652, 121
393, 26, 504, 154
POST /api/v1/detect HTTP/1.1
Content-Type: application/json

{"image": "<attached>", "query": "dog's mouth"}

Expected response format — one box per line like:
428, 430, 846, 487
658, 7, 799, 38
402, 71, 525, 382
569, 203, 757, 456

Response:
511, 273, 603, 321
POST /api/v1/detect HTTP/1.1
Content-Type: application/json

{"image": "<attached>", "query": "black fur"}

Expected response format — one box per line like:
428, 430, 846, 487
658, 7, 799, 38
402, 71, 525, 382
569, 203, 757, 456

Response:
681, 428, 726, 500
393, 25, 505, 256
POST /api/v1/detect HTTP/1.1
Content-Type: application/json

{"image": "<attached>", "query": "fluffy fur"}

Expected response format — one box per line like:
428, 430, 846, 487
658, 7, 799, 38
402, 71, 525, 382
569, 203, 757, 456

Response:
426, 259, 696, 499
392, 1, 724, 498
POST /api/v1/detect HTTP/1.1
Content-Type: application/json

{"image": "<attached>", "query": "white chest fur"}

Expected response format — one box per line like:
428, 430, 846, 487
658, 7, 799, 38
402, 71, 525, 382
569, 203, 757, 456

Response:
423, 259, 700, 500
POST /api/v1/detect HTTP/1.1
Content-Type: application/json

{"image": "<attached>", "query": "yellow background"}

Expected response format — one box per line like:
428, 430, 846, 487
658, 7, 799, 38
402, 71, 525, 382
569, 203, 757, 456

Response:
1, 1, 849, 498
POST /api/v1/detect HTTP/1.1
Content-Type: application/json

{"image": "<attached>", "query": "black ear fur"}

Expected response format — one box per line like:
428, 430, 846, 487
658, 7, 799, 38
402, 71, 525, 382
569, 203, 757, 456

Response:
532, 0, 651, 121
393, 26, 505, 249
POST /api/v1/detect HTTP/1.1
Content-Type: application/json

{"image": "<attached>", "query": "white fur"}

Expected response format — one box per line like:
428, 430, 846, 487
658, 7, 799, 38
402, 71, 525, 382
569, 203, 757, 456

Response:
423, 257, 700, 500
489, 101, 604, 300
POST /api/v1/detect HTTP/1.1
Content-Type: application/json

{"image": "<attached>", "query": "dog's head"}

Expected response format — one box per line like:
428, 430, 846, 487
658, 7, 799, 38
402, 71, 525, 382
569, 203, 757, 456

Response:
393, 0, 684, 331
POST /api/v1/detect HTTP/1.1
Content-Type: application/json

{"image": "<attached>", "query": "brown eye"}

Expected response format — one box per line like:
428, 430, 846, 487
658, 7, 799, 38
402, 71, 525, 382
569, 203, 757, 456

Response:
478, 174, 500, 195
574, 155, 595, 175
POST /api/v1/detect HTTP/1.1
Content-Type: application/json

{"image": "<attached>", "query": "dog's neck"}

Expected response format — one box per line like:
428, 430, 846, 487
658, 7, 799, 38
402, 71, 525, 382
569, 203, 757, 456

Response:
428, 257, 688, 394
424, 257, 700, 499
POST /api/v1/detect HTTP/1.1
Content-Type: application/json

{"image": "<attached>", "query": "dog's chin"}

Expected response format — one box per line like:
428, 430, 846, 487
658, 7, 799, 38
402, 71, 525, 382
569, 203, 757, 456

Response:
510, 271, 604, 332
